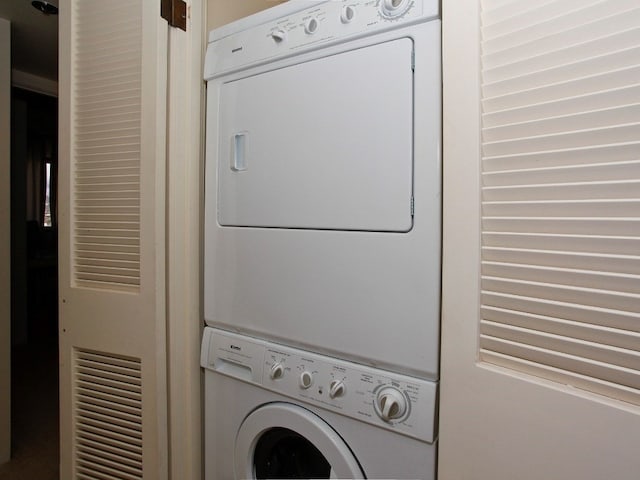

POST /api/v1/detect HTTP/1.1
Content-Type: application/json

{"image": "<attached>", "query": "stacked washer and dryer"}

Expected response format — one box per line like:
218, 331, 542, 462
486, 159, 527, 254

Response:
201, 0, 441, 478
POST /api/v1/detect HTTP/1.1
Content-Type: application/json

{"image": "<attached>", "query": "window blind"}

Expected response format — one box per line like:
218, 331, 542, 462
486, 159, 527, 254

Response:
480, 0, 640, 406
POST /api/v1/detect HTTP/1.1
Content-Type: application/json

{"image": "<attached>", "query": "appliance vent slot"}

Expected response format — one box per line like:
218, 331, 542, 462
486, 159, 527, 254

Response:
74, 349, 143, 480
72, 0, 142, 292
480, 1, 640, 406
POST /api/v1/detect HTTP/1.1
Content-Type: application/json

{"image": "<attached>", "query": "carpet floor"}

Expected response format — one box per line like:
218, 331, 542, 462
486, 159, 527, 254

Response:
0, 337, 59, 480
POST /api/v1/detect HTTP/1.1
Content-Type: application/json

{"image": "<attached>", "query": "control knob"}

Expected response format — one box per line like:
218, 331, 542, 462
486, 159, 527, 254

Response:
269, 362, 284, 380
340, 6, 355, 23
329, 380, 346, 399
299, 371, 314, 389
304, 17, 319, 34
380, 0, 411, 19
375, 387, 408, 422
271, 29, 286, 43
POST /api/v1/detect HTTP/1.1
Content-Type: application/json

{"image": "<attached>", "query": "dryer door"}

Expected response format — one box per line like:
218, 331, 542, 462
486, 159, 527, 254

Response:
216, 38, 414, 232
235, 403, 365, 479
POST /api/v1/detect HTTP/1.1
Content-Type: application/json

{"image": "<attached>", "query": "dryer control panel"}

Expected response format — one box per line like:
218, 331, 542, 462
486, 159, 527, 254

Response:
204, 0, 440, 79
201, 327, 438, 444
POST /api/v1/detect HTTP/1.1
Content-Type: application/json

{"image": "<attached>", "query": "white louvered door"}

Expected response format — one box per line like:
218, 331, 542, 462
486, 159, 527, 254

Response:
439, 0, 640, 478
59, 0, 168, 478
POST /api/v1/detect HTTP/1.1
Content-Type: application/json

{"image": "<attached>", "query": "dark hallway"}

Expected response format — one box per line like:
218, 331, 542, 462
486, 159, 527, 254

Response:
0, 87, 59, 480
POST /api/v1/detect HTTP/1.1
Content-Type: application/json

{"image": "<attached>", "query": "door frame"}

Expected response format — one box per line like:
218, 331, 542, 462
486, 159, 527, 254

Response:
0, 15, 11, 465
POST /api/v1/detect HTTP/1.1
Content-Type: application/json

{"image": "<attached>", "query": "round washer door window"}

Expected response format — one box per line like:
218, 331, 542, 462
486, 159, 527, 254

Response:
235, 403, 365, 479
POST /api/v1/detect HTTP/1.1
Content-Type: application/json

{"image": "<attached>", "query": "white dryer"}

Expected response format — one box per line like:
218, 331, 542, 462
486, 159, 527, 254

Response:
201, 327, 438, 479
204, 0, 442, 381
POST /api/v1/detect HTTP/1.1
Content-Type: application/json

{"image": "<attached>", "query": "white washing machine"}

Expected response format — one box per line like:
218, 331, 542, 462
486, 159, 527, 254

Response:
203, 0, 442, 380
201, 327, 438, 479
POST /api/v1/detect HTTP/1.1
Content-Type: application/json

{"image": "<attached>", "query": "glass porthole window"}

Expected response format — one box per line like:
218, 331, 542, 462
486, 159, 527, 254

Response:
253, 427, 331, 479
235, 403, 365, 479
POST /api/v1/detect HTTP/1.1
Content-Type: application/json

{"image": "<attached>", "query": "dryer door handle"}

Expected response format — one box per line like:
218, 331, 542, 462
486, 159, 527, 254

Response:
231, 132, 248, 171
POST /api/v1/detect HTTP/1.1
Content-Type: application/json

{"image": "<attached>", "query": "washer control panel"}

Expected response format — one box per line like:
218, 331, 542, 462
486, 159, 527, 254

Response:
201, 327, 437, 443
204, 0, 440, 79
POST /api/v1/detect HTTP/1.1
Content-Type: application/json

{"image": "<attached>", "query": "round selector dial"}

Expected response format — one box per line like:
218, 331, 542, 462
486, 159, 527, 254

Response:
380, 0, 411, 19
304, 17, 319, 34
375, 386, 408, 422
340, 6, 355, 23
299, 371, 314, 389
328, 380, 346, 399
271, 29, 286, 43
269, 362, 284, 380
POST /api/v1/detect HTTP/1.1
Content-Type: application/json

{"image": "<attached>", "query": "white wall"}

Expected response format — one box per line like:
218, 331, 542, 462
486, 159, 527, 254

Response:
0, 16, 11, 465
207, 0, 285, 31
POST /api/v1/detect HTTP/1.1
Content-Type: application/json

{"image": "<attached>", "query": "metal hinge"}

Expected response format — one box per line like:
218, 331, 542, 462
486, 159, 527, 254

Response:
161, 0, 187, 31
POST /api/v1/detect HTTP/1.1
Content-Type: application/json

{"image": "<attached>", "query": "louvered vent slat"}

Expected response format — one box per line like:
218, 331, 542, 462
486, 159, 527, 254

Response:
481, 305, 640, 351
77, 459, 141, 480
76, 192, 141, 201
79, 444, 143, 471
483, 232, 638, 255
76, 122, 140, 139
76, 80, 140, 98
76, 129, 141, 143
73, 0, 142, 292
78, 409, 142, 432
76, 95, 141, 111
76, 235, 139, 245
75, 349, 143, 480
78, 423, 142, 447
78, 394, 141, 417
483, 86, 640, 128
480, 0, 640, 406
77, 432, 142, 458
77, 387, 141, 409
483, 66, 640, 112
76, 68, 143, 88
483, 247, 640, 275
482, 291, 639, 332
77, 245, 139, 256
76, 158, 139, 169
76, 207, 139, 216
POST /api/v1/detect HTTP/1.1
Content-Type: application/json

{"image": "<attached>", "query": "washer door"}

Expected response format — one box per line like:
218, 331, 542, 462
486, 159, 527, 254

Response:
235, 403, 365, 479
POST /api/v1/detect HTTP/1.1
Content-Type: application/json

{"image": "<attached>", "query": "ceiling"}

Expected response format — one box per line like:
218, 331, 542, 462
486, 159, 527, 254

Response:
0, 0, 58, 81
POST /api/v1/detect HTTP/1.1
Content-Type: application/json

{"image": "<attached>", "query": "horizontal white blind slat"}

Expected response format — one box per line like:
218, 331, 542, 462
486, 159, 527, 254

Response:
482, 291, 640, 333
480, 321, 640, 370
481, 306, 640, 351
482, 1, 639, 47
483, 84, 640, 128
480, 335, 640, 389
483, 10, 640, 68
483, 123, 640, 156
484, 181, 640, 201
483, 161, 640, 186
482, 247, 640, 275
483, 35, 640, 89
482, 232, 639, 255
481, 0, 640, 405
483, 104, 640, 142
483, 261, 640, 294
483, 277, 640, 312
483, 217, 640, 236
483, 199, 640, 216
483, 65, 640, 112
